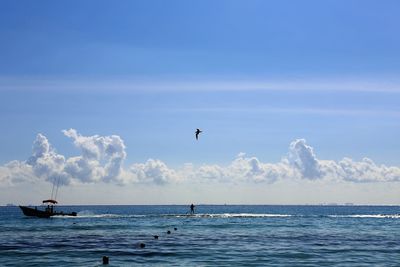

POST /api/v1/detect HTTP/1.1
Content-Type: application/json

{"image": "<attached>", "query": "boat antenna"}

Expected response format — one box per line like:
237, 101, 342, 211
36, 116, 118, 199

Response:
54, 177, 61, 201
50, 176, 56, 200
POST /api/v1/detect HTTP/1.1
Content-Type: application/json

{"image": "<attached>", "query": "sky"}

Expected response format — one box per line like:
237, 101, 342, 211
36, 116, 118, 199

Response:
1, 0, 400, 205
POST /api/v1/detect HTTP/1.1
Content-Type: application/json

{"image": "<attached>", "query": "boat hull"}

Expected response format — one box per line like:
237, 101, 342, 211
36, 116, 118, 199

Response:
19, 206, 77, 218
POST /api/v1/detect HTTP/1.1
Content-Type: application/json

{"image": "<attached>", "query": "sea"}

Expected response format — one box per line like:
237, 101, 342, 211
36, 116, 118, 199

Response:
1, 205, 400, 266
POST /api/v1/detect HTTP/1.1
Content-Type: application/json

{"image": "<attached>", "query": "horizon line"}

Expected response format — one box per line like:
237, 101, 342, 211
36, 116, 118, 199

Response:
4, 203, 400, 207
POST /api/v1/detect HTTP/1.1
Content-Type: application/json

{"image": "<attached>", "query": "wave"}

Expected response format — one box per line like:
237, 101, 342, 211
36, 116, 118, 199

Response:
328, 214, 400, 219
60, 213, 147, 219
171, 213, 292, 218
52, 212, 400, 219
52, 212, 293, 219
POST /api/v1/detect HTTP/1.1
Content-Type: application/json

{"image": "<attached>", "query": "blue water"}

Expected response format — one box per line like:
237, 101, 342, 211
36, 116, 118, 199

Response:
1, 205, 400, 266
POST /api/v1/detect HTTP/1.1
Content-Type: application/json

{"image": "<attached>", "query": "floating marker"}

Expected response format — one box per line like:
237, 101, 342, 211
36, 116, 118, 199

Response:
167, 230, 171, 234
174, 227, 177, 231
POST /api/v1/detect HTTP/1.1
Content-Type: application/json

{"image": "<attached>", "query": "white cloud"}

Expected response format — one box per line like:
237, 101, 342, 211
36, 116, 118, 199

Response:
287, 139, 322, 180
0, 130, 128, 186
324, 157, 400, 183
129, 159, 180, 185
0, 160, 35, 186
62, 128, 127, 184
26, 133, 69, 185
1, 131, 400, 188
191, 153, 296, 185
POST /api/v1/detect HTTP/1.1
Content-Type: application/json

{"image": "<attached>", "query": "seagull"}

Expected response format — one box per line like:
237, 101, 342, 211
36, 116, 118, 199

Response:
195, 128, 202, 140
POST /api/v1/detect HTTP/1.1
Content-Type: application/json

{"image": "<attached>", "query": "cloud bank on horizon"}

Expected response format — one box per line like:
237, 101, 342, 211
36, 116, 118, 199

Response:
1, 129, 399, 187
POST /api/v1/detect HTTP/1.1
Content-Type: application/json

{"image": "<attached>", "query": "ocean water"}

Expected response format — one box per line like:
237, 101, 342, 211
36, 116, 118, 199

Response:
1, 205, 400, 266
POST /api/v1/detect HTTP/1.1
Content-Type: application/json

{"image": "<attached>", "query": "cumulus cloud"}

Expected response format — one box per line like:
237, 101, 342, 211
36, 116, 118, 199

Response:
129, 159, 180, 185
62, 129, 127, 183
288, 139, 322, 180
0, 129, 128, 186
1, 131, 400, 187
0, 160, 35, 186
321, 157, 400, 183
192, 140, 400, 184
193, 153, 293, 184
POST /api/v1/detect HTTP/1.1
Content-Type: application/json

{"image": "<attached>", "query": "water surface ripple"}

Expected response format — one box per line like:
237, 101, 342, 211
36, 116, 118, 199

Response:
1, 205, 399, 266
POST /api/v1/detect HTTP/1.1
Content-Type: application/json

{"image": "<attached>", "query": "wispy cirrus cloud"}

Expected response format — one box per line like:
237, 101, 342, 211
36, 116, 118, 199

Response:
1, 76, 400, 93
1, 129, 400, 188
163, 107, 400, 118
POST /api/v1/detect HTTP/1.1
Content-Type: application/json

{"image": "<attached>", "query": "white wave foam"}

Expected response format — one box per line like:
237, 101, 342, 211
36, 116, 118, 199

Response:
174, 213, 292, 218
52, 212, 147, 219
51, 215, 79, 218
329, 214, 400, 219
77, 214, 121, 218
54, 212, 292, 219
51, 212, 400, 219
77, 214, 147, 218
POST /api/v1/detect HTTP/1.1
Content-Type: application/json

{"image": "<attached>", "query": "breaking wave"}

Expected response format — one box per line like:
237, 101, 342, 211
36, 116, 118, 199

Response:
56, 212, 293, 219
53, 211, 400, 219
328, 214, 400, 219
171, 213, 292, 218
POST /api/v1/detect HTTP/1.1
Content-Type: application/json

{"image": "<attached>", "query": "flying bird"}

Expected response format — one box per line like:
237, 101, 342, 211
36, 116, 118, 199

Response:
195, 128, 202, 140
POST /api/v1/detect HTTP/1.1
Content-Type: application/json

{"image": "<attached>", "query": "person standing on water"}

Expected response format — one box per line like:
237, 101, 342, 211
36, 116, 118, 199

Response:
190, 203, 195, 214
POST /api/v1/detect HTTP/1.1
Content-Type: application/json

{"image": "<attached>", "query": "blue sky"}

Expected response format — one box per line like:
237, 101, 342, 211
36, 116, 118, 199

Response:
1, 0, 399, 76
0, 1, 400, 204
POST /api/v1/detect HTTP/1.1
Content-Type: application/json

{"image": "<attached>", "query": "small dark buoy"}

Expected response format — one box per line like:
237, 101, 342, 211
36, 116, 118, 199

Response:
140, 243, 146, 248
167, 230, 171, 234
174, 227, 177, 231
154, 235, 159, 239
102, 256, 109, 265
